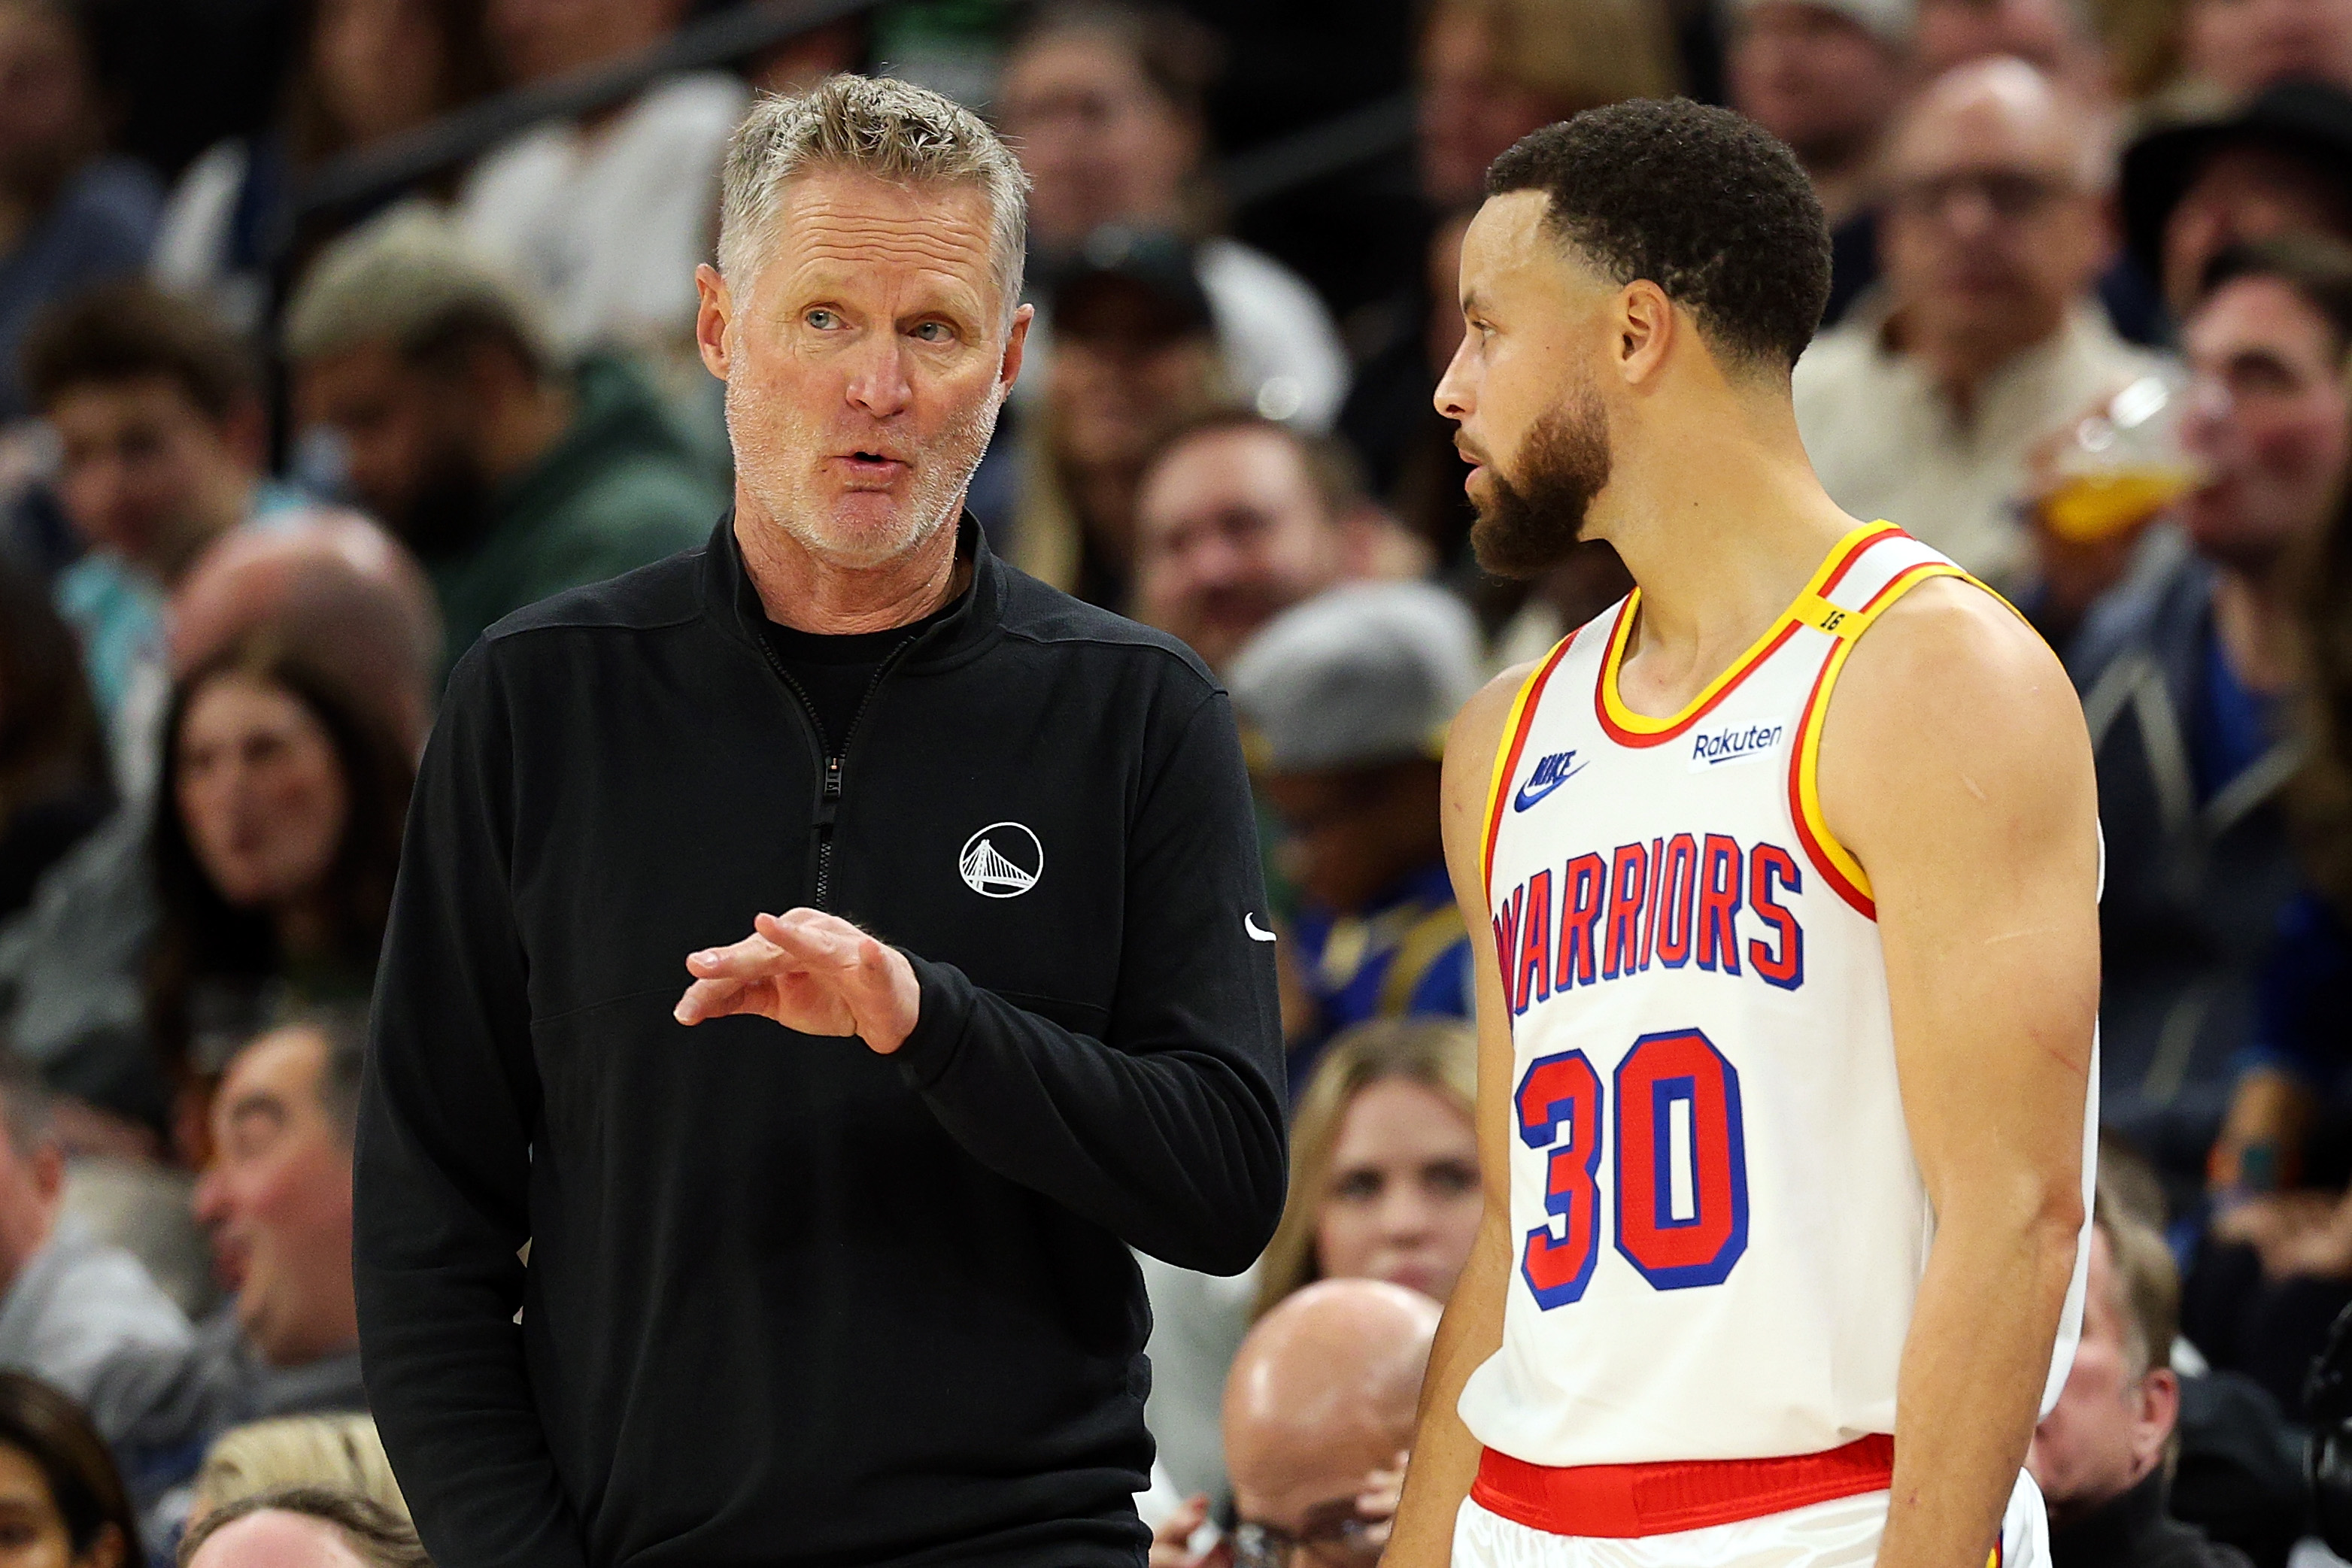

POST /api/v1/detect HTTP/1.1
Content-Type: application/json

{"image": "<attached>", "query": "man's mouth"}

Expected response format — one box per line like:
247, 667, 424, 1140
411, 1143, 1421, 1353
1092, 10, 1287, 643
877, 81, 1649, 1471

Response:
836, 451, 909, 484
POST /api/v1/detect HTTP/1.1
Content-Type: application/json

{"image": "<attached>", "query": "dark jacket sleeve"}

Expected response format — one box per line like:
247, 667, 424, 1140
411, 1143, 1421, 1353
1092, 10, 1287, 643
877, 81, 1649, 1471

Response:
355, 644, 585, 1568
891, 685, 1287, 1275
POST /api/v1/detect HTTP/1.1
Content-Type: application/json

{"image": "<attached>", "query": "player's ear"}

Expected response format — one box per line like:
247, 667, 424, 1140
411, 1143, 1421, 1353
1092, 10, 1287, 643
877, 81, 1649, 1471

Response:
1614, 280, 1674, 387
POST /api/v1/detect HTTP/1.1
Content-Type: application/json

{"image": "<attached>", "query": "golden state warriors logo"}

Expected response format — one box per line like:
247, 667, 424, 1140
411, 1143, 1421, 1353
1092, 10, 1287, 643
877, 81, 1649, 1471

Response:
958, 822, 1043, 898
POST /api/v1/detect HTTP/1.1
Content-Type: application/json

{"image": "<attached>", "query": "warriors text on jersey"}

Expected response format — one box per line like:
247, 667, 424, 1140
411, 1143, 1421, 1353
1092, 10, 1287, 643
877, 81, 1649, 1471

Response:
1458, 523, 2095, 1471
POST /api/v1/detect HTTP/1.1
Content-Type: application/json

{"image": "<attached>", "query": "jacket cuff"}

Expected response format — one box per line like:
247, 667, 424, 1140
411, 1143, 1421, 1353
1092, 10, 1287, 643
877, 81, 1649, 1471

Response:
891, 950, 973, 1088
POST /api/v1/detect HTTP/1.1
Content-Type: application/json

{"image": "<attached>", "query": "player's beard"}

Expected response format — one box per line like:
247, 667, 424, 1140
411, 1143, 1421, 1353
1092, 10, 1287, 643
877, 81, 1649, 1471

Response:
727, 369, 1005, 571
1470, 378, 1613, 581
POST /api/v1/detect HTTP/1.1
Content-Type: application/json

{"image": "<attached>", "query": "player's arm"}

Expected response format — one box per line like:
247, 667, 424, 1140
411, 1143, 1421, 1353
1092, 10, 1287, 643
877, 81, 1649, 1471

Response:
1820, 580, 2099, 1568
1384, 666, 1529, 1567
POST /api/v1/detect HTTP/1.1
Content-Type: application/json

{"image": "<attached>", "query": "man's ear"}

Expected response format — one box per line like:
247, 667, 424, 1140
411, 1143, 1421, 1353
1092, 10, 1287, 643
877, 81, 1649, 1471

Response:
696, 263, 734, 381
2135, 1365, 2181, 1472
1616, 281, 1675, 387
999, 302, 1035, 400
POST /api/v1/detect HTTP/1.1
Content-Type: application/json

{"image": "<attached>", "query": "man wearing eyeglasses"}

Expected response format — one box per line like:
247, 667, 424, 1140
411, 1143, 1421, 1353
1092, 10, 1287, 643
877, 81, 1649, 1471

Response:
1149, 1279, 1437, 1568
1792, 56, 2171, 591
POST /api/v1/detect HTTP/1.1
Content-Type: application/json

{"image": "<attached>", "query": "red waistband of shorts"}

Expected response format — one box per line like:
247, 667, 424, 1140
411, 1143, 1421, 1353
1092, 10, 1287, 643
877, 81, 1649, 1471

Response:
1470, 1434, 1895, 1539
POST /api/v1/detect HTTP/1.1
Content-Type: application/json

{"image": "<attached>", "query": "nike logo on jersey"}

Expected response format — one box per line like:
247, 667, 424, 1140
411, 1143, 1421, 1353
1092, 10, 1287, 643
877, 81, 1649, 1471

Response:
1513, 750, 1588, 811
1244, 913, 1278, 942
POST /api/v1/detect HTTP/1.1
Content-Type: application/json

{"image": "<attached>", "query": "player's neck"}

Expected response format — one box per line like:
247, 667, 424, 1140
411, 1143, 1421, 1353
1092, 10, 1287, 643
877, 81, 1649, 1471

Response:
1589, 400, 1859, 711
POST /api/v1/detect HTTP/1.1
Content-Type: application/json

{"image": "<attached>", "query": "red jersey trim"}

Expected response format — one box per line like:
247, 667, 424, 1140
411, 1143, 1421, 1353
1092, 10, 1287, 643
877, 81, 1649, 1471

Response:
1592, 523, 1902, 749
1480, 632, 1580, 902
1470, 1436, 1895, 1539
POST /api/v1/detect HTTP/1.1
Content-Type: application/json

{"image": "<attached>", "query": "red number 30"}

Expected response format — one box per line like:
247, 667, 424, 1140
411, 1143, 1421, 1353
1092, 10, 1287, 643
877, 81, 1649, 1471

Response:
1514, 1028, 1750, 1309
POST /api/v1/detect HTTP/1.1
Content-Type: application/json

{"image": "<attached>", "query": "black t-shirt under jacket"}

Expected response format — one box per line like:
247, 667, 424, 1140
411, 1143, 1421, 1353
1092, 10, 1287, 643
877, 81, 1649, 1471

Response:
354, 514, 1288, 1568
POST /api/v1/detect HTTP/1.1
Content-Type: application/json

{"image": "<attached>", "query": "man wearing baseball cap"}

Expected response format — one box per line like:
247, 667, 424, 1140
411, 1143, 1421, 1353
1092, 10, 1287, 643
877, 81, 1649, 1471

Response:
1228, 581, 1485, 1084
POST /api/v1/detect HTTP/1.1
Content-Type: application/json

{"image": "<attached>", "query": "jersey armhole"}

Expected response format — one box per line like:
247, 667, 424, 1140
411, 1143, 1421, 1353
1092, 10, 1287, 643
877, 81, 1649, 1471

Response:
1787, 562, 2013, 920
1480, 634, 1579, 902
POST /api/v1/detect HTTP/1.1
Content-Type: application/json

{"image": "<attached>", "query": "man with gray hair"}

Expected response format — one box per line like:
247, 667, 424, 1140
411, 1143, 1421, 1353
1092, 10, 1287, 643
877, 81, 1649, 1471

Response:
357, 74, 1286, 1568
282, 214, 721, 673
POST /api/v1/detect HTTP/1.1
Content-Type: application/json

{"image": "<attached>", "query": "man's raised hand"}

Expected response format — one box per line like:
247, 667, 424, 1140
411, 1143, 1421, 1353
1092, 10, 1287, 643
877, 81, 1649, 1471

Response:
673, 909, 921, 1053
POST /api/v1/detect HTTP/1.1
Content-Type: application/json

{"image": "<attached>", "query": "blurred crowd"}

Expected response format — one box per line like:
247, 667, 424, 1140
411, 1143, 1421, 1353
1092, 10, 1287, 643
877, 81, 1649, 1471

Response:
0, 0, 2349, 1561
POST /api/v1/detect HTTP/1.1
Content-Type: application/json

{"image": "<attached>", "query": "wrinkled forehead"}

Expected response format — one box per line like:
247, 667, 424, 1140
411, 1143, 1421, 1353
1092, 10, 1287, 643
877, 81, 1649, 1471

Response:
757, 169, 1005, 311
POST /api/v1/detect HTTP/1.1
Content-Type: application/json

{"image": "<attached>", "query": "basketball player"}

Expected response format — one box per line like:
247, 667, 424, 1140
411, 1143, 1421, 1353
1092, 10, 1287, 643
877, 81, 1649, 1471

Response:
1382, 102, 2101, 1568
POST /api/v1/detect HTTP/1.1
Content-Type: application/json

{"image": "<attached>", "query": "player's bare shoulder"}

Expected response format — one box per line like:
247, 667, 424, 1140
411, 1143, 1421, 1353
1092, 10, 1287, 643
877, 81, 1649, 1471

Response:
1443, 664, 1541, 829
1816, 575, 2096, 878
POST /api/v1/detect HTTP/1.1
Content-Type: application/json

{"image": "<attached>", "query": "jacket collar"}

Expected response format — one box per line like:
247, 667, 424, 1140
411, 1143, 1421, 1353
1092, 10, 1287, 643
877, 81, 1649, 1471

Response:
700, 508, 1007, 672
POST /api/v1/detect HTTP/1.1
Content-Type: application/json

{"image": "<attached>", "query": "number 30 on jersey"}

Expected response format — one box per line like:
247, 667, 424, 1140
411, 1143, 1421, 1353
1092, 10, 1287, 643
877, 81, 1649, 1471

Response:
1515, 1028, 1750, 1308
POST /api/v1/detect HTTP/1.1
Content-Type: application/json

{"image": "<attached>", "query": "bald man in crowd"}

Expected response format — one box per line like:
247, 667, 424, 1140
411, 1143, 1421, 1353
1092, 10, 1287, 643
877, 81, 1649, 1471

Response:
1150, 1279, 1439, 1568
1794, 56, 2169, 588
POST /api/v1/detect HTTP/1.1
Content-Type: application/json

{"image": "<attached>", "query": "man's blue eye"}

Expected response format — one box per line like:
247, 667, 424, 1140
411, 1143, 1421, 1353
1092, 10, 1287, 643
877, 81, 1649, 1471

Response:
807, 310, 839, 329
912, 322, 951, 342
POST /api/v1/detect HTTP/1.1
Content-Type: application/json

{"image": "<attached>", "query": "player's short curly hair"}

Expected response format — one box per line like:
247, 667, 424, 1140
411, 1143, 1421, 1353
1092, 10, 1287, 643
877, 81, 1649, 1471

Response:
1486, 99, 1832, 375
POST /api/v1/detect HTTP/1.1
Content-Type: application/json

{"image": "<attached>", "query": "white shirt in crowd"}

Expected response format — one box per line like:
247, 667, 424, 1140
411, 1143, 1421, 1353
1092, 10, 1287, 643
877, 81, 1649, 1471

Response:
457, 71, 750, 358
1793, 299, 2172, 588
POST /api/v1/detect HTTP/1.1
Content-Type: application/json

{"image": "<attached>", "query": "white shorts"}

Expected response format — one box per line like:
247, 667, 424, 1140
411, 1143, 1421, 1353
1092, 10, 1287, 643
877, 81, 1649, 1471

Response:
1452, 1468, 2050, 1568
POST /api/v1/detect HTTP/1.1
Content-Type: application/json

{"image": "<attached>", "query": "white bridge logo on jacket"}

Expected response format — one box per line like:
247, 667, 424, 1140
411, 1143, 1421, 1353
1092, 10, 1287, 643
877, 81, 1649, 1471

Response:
959, 822, 1044, 898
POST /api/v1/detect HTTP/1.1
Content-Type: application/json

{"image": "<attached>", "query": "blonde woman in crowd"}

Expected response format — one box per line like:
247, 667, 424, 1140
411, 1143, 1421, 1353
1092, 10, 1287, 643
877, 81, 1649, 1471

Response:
189, 1415, 408, 1529
1253, 1018, 1483, 1321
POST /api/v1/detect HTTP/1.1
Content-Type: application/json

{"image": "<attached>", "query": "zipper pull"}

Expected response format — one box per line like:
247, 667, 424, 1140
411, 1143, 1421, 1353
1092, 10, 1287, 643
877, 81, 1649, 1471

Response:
815, 756, 842, 826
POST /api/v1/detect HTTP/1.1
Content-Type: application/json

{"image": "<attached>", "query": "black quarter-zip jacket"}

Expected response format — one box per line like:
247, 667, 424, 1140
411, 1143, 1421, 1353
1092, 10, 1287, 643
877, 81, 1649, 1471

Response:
354, 514, 1288, 1568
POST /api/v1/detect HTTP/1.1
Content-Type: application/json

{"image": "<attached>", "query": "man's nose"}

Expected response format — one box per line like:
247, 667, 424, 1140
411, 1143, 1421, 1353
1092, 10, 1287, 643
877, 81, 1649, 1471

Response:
1434, 335, 1475, 423
844, 336, 914, 420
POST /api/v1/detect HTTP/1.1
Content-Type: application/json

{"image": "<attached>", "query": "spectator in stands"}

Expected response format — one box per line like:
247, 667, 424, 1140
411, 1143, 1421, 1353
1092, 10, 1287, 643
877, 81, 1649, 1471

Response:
1252, 1019, 1481, 1320
1132, 411, 1425, 672
1230, 584, 1481, 1060
1795, 59, 2165, 587
147, 639, 414, 1159
1136, 1018, 1476, 1519
2181, 0, 2352, 102
181, 1488, 426, 1568
190, 1415, 405, 1527
1415, 0, 1681, 210
23, 283, 314, 779
996, 2, 1348, 431
2032, 1200, 2253, 1568
1346, 0, 1677, 569
1913, 0, 2112, 90
0, 560, 111, 921
102, 1012, 369, 1524
283, 214, 721, 671
0, 518, 434, 1153
1151, 1279, 1438, 1568
0, 1050, 187, 1410
2122, 82, 2352, 323
0, 0, 159, 426
454, 0, 745, 361
2069, 235, 2352, 1177
1000, 231, 1225, 607
151, 0, 495, 336
1725, 0, 1911, 324
0, 1371, 138, 1568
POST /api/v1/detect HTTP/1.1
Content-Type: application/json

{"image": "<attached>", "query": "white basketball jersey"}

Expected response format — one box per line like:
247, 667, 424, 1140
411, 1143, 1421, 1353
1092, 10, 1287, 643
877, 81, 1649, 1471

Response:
1457, 523, 2096, 1469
